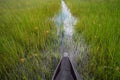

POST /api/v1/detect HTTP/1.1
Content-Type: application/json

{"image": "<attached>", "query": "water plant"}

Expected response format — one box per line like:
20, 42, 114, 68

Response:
65, 0, 120, 79
0, 0, 61, 79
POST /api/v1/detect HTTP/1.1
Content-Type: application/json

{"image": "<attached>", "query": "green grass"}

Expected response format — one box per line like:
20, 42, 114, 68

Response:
0, 0, 61, 79
65, 0, 120, 80
1, 0, 120, 80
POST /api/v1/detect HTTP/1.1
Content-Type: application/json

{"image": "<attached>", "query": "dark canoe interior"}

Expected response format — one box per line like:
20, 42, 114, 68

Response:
52, 57, 78, 80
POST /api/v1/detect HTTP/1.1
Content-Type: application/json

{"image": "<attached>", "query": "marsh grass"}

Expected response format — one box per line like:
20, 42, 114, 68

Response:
65, 0, 120, 80
0, 0, 61, 79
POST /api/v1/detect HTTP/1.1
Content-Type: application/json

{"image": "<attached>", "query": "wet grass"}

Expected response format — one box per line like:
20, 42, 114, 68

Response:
0, 0, 61, 79
65, 0, 120, 80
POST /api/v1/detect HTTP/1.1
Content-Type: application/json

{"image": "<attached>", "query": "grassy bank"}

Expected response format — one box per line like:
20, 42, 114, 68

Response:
65, 0, 120, 80
0, 0, 60, 79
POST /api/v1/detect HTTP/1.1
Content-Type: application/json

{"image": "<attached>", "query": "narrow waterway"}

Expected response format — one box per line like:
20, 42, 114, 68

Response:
55, 0, 77, 56
54, 0, 89, 71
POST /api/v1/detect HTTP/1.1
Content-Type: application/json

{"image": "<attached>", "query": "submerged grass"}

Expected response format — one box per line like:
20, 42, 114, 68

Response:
65, 0, 120, 80
0, 0, 61, 79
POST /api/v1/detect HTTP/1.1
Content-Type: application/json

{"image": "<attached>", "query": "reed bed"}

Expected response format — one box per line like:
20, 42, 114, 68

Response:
65, 0, 120, 80
0, 0, 61, 79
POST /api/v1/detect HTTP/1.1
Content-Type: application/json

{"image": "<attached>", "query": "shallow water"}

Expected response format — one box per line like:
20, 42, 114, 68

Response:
57, 1, 77, 36
55, 0, 77, 55
54, 0, 89, 69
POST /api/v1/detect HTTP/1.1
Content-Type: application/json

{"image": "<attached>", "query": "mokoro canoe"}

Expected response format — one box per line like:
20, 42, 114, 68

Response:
52, 57, 79, 80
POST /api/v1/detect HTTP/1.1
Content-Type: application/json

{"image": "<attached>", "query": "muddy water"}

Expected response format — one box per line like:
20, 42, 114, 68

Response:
54, 0, 89, 70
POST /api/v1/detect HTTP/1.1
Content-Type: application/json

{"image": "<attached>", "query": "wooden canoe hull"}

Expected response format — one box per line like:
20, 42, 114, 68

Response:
52, 57, 79, 80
